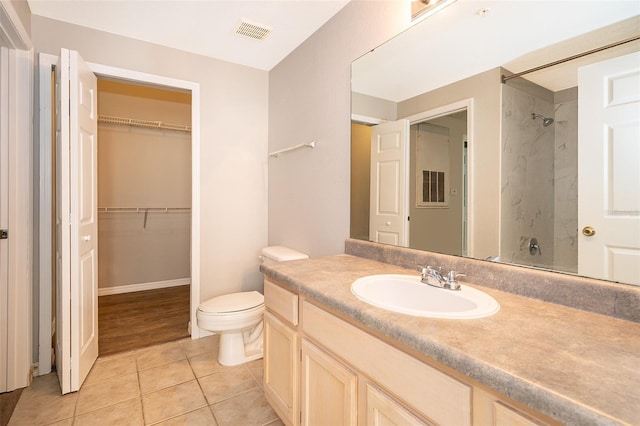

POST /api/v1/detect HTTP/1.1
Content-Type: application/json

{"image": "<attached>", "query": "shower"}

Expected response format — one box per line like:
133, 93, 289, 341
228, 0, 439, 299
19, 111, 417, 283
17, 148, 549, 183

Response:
531, 113, 554, 127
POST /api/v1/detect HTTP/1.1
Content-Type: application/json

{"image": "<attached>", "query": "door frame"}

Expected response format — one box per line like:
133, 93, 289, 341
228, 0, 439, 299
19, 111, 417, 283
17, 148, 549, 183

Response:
37, 54, 202, 375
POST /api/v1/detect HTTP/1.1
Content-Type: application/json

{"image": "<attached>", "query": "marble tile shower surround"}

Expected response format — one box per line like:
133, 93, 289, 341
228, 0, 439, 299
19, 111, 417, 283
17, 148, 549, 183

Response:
345, 239, 640, 323
552, 95, 579, 273
501, 83, 556, 269
501, 82, 579, 275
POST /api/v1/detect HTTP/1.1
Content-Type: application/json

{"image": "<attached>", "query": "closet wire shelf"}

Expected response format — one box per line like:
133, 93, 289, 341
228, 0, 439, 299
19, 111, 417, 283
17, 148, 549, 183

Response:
98, 115, 192, 134
98, 207, 191, 213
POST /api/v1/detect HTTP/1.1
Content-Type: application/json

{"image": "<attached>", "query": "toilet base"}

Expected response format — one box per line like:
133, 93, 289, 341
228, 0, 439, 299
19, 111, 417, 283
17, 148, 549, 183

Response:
217, 324, 264, 366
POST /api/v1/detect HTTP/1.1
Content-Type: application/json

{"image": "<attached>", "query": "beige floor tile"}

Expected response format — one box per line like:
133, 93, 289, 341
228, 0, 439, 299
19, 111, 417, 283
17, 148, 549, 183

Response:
139, 359, 195, 394
45, 419, 74, 426
84, 353, 137, 386
188, 351, 225, 378
211, 388, 278, 426
8, 392, 77, 425
198, 366, 258, 404
47, 418, 73, 426
245, 358, 264, 388
142, 380, 207, 425
137, 341, 186, 371
74, 397, 143, 426
154, 406, 218, 426
19, 373, 60, 400
264, 419, 285, 426
180, 334, 219, 359
76, 372, 140, 415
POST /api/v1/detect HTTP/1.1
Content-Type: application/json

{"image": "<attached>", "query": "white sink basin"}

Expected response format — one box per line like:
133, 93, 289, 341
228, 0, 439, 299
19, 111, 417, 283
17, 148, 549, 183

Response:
351, 274, 499, 319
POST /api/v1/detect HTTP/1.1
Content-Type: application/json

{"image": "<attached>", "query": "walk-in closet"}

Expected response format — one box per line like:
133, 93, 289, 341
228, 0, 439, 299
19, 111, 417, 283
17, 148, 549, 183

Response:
96, 79, 192, 356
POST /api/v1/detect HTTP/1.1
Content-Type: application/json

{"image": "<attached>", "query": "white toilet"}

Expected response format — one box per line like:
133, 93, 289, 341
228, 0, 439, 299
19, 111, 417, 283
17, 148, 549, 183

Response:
196, 246, 308, 366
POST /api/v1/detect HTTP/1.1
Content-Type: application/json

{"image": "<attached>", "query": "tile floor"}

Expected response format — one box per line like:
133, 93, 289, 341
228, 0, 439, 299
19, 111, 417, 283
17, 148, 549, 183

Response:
8, 335, 282, 426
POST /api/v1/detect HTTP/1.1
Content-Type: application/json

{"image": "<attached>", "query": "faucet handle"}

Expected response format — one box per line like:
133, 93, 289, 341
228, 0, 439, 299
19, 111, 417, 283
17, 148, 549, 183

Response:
447, 271, 466, 281
445, 271, 466, 290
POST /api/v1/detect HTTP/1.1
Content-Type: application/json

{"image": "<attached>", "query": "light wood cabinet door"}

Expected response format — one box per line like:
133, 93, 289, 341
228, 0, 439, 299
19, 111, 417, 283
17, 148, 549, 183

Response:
301, 338, 357, 426
365, 383, 431, 426
494, 402, 546, 426
264, 311, 299, 426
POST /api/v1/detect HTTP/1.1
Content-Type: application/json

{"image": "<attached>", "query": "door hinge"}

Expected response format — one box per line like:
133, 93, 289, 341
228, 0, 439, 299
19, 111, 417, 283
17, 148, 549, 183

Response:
0, 229, 7, 239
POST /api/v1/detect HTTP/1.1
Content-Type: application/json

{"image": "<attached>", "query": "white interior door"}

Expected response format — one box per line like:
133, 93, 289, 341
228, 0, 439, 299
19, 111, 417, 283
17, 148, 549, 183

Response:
578, 51, 640, 286
55, 48, 99, 393
369, 120, 409, 246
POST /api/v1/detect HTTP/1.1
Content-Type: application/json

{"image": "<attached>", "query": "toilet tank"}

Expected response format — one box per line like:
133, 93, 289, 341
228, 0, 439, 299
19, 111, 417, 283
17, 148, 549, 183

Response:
260, 246, 308, 264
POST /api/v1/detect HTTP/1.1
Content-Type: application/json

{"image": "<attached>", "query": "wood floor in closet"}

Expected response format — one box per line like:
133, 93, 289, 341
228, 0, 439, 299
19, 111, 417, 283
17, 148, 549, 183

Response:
98, 285, 190, 356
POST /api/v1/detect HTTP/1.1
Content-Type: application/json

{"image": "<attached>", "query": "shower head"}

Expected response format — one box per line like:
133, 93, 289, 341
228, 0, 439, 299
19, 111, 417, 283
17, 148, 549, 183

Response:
531, 113, 554, 127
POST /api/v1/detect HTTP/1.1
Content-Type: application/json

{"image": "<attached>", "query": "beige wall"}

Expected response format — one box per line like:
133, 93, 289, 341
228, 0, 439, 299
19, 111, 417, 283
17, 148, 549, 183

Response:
398, 68, 502, 259
32, 15, 269, 301
350, 123, 371, 241
9, 0, 31, 36
352, 92, 397, 122
409, 115, 466, 255
97, 80, 191, 289
268, 1, 411, 257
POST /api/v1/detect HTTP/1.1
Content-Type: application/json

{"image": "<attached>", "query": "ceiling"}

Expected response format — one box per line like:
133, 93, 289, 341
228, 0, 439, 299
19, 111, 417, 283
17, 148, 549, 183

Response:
27, 0, 351, 71
352, 0, 640, 102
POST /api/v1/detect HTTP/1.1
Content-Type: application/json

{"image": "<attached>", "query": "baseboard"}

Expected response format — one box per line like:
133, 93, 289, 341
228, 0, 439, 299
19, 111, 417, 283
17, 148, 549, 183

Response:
98, 278, 191, 296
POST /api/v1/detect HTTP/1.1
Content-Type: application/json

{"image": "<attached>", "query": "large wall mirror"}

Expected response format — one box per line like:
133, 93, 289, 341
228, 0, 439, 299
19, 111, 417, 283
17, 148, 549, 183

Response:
351, 0, 640, 286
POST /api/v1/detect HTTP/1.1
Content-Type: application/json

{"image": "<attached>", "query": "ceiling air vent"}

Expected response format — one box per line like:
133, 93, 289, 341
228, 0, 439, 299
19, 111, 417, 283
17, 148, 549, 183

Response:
235, 19, 272, 41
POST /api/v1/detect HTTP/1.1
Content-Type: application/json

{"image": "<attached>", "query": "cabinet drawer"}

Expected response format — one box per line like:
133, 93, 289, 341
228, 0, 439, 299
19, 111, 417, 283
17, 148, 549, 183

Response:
302, 300, 471, 426
265, 279, 299, 326
494, 402, 545, 426
366, 383, 431, 426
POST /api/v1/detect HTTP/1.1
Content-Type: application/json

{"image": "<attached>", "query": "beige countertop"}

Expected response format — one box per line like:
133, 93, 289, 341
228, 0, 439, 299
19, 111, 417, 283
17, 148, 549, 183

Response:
260, 254, 640, 426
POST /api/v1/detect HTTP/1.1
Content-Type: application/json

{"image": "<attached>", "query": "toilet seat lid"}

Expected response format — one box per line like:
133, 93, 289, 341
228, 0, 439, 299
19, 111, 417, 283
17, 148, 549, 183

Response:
199, 291, 264, 314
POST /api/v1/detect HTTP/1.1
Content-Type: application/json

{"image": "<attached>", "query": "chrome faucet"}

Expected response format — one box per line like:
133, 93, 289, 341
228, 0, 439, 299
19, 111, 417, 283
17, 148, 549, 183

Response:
419, 266, 466, 291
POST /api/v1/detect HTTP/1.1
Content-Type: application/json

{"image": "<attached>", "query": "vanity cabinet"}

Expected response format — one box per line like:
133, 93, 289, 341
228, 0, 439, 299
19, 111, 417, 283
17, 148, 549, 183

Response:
301, 299, 469, 425
263, 279, 558, 426
365, 383, 430, 425
263, 280, 300, 426
300, 339, 357, 425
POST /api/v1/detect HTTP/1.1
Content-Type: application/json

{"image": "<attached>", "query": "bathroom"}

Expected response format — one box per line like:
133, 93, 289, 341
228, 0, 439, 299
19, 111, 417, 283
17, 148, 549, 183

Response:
1, 0, 639, 425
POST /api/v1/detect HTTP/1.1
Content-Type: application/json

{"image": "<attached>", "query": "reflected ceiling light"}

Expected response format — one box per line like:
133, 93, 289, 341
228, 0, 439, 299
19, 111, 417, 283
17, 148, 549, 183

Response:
412, 0, 459, 22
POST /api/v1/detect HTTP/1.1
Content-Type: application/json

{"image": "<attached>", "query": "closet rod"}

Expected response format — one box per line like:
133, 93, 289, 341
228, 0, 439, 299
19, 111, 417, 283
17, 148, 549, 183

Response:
98, 207, 191, 213
98, 114, 192, 133
501, 35, 640, 84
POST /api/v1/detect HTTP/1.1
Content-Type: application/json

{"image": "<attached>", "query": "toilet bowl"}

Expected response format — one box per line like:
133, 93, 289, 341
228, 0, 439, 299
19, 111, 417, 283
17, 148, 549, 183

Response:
197, 291, 265, 366
197, 246, 308, 366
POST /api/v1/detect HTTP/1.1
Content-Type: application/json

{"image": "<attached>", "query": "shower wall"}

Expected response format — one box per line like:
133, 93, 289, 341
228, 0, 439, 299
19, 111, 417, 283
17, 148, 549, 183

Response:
501, 81, 555, 268
500, 80, 578, 272
553, 88, 579, 273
